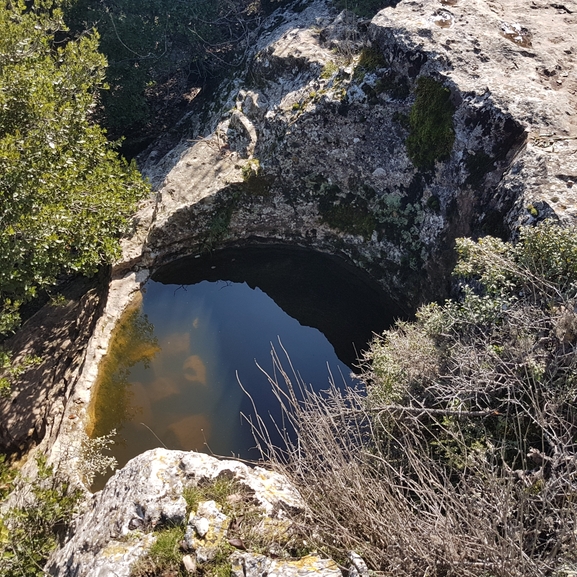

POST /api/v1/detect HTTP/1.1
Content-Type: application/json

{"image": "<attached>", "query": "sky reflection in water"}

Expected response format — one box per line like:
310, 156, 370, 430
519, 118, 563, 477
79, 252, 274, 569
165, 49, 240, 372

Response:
90, 279, 358, 489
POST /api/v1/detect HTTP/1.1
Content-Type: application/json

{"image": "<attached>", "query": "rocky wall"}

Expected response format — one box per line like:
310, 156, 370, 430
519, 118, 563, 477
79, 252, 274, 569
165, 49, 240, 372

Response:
26, 0, 577, 573
137, 0, 575, 311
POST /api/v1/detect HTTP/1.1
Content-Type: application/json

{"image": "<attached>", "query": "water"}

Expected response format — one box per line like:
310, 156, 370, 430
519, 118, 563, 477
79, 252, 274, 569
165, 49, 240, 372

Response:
88, 247, 396, 490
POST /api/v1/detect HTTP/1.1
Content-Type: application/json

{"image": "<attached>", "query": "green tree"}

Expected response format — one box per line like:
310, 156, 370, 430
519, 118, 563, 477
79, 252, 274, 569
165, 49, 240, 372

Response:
0, 0, 149, 335
64, 0, 268, 143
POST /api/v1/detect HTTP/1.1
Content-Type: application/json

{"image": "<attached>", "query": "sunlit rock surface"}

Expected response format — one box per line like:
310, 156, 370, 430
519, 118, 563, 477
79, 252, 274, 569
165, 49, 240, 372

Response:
136, 0, 576, 315
231, 552, 342, 577
46, 449, 304, 577
368, 0, 577, 226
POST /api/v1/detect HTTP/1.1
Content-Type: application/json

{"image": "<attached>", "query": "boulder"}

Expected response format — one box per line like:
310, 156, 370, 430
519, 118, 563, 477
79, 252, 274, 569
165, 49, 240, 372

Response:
46, 449, 305, 577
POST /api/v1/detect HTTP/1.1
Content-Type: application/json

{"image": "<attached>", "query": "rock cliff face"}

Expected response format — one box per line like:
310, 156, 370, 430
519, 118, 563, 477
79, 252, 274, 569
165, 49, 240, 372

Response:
134, 0, 576, 312
0, 272, 109, 457
8, 0, 577, 572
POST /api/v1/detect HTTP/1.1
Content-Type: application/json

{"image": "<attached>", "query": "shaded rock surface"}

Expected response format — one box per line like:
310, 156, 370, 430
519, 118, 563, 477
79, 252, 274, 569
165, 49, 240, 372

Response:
0, 271, 109, 456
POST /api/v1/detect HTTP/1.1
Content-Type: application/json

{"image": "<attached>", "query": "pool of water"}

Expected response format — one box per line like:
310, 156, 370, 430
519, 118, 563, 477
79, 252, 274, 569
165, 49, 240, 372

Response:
88, 247, 396, 489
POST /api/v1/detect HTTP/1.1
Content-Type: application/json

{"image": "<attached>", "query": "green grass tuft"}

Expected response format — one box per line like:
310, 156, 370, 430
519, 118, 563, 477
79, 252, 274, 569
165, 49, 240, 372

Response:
183, 476, 239, 516
357, 47, 386, 72
320, 61, 339, 79
149, 526, 186, 571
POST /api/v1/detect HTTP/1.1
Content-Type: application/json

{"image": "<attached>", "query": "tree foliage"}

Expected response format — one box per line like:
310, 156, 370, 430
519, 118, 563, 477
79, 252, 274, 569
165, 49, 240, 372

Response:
0, 0, 149, 335
334, 0, 399, 18
64, 0, 284, 142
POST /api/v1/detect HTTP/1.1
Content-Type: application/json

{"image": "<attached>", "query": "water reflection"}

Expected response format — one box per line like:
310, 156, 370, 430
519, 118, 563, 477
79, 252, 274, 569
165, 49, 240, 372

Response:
89, 248, 397, 491
183, 355, 207, 385
88, 293, 160, 440
89, 281, 358, 490
167, 414, 212, 451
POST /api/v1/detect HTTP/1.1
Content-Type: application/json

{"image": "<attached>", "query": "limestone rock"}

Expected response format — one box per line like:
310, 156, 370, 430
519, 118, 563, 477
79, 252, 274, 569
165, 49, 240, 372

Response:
183, 554, 197, 573
231, 552, 342, 577
348, 551, 369, 577
0, 273, 108, 457
46, 449, 304, 577
368, 0, 577, 228
193, 514, 210, 538
132, 0, 575, 318
185, 500, 230, 563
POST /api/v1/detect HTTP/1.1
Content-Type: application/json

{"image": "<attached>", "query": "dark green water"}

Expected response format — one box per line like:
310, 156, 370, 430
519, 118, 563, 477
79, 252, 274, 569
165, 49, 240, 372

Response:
90, 247, 396, 490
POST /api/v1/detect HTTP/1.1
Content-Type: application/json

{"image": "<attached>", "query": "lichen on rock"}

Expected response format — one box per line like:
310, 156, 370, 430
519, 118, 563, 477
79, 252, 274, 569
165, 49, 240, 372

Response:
46, 449, 308, 576
231, 552, 342, 577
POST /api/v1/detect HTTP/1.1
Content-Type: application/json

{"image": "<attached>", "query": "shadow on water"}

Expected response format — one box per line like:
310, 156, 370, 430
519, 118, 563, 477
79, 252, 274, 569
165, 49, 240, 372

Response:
89, 246, 400, 490
153, 246, 398, 367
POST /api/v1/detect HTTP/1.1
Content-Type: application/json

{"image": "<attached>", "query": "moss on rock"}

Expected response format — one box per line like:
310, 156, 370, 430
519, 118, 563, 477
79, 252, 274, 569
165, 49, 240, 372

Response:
406, 77, 455, 170
318, 184, 377, 240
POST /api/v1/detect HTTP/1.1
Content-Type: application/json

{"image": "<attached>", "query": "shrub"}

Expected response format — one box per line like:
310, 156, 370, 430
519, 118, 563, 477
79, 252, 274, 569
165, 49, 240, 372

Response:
0, 457, 82, 577
75, 429, 118, 487
320, 61, 339, 79
256, 222, 577, 577
64, 0, 277, 144
334, 0, 398, 18
0, 0, 150, 335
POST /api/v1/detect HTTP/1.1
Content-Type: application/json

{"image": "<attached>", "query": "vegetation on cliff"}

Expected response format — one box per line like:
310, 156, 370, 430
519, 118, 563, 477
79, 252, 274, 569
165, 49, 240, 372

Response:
262, 221, 577, 577
0, 0, 149, 337
406, 77, 455, 170
0, 456, 82, 577
335, 0, 399, 18
61, 0, 391, 152
63, 0, 293, 152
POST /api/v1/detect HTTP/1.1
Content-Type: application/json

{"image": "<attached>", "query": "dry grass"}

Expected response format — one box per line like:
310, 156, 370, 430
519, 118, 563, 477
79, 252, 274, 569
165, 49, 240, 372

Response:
241, 225, 577, 576
244, 337, 577, 577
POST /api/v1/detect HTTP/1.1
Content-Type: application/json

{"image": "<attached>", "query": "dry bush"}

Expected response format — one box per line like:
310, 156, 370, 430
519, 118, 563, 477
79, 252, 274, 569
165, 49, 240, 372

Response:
362, 321, 440, 406
246, 223, 577, 577
249, 344, 577, 577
